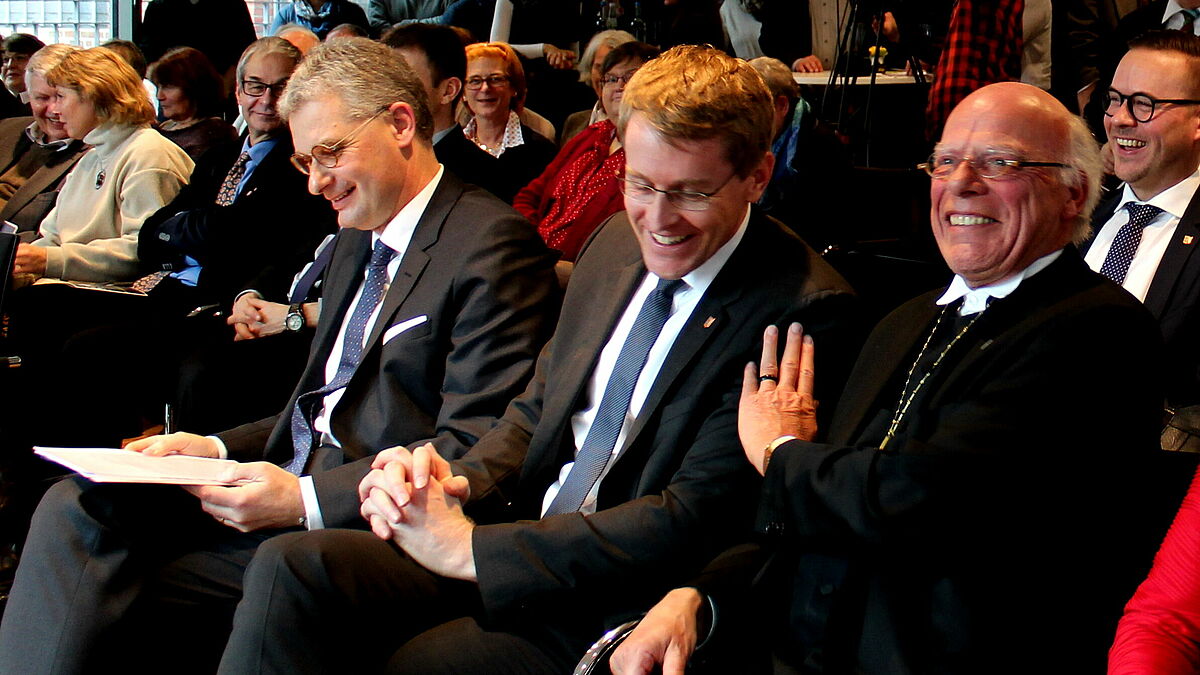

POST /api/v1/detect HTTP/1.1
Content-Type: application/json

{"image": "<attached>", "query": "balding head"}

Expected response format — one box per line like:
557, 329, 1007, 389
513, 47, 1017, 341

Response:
930, 82, 1100, 287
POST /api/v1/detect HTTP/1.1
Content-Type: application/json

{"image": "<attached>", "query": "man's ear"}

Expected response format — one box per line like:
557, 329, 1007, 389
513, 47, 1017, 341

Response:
440, 77, 463, 107
388, 101, 418, 146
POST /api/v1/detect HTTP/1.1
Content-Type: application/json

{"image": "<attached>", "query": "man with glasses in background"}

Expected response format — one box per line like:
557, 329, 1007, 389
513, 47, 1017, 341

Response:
214, 44, 854, 674
0, 34, 44, 120
612, 80, 1169, 674
0, 37, 561, 673
1085, 30, 1200, 415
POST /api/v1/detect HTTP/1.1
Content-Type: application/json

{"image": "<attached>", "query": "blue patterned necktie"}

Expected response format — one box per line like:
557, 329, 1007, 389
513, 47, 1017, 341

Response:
1098, 202, 1163, 285
286, 239, 395, 475
543, 277, 686, 516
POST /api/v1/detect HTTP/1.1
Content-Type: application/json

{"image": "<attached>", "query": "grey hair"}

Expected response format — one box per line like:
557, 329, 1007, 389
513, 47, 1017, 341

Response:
748, 56, 799, 100
1062, 113, 1104, 245
236, 37, 302, 85
578, 29, 635, 86
279, 37, 434, 142
26, 43, 80, 80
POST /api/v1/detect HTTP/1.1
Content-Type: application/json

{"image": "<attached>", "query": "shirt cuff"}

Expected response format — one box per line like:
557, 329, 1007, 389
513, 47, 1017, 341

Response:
697, 590, 718, 650
299, 475, 325, 530
234, 288, 263, 304
206, 435, 229, 459
512, 43, 544, 60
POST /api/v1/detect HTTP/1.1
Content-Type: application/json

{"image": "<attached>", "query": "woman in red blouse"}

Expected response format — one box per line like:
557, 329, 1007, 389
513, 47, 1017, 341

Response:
513, 41, 658, 262
1111, 464, 1200, 673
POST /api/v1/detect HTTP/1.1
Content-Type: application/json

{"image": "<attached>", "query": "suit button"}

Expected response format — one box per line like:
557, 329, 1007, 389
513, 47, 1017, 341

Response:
819, 584, 835, 595
763, 521, 785, 536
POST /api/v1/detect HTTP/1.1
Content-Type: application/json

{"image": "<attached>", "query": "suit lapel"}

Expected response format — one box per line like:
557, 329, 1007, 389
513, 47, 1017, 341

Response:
609, 216, 759, 460
360, 175, 460, 349
1082, 193, 1123, 257
834, 296, 940, 445
617, 291, 728, 455
1143, 190, 1200, 319
0, 143, 80, 222
306, 229, 370, 386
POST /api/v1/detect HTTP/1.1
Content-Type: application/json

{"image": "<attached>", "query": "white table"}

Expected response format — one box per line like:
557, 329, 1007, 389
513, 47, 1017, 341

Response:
792, 70, 919, 86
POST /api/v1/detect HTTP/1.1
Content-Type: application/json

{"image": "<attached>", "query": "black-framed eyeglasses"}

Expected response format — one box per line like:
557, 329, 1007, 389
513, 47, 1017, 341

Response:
616, 171, 737, 211
465, 74, 509, 90
918, 152, 1069, 180
601, 69, 639, 86
240, 79, 289, 98
290, 108, 388, 175
1105, 89, 1200, 123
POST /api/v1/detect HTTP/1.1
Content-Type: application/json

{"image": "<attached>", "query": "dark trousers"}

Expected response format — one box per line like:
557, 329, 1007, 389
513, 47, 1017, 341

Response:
219, 529, 574, 674
0, 476, 276, 674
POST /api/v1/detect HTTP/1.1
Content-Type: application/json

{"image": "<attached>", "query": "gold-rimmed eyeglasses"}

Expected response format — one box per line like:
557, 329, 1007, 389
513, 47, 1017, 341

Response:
290, 108, 388, 175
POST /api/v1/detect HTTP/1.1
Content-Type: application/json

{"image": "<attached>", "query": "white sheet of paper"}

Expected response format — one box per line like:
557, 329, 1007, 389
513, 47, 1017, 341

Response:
34, 447, 243, 486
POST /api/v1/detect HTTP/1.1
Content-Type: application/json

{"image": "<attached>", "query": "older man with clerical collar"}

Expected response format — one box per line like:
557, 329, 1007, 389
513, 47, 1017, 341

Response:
612, 81, 1167, 674
1085, 30, 1200, 414
0, 43, 86, 236
212, 44, 856, 674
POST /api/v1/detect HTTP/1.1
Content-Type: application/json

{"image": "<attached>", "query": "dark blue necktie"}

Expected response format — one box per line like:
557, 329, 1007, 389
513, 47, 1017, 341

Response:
286, 240, 395, 475
543, 277, 686, 516
1098, 202, 1163, 285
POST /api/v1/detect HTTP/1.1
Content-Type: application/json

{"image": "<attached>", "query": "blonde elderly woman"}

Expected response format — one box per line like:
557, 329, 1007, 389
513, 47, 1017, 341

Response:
460, 41, 554, 202
13, 46, 192, 284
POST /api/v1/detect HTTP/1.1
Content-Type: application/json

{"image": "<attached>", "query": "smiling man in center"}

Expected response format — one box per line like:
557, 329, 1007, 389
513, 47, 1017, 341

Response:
216, 44, 856, 673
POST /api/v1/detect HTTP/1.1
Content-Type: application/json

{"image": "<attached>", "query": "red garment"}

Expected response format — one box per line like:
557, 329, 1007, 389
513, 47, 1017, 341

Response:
925, 0, 1024, 140
1110, 464, 1200, 674
513, 120, 625, 262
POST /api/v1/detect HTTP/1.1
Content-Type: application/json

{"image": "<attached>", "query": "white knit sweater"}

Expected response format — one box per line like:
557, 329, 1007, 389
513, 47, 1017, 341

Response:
32, 123, 193, 281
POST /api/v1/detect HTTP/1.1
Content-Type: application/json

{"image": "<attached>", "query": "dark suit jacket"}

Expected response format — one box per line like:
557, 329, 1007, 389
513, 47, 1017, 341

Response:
137, 134, 337, 306
433, 124, 507, 201
0, 117, 85, 235
217, 171, 561, 528
700, 250, 1164, 673
1089, 189, 1200, 407
0, 89, 30, 120
451, 210, 856, 648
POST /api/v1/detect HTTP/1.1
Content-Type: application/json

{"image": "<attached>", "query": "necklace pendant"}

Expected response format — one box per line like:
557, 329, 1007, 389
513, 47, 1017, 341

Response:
95, 168, 105, 189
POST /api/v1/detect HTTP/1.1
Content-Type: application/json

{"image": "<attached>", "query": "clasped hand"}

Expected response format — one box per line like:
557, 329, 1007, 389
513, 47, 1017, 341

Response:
738, 323, 818, 475
358, 443, 477, 581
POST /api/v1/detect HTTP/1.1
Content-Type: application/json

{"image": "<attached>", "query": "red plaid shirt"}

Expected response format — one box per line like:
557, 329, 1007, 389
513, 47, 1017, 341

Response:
926, 0, 1025, 140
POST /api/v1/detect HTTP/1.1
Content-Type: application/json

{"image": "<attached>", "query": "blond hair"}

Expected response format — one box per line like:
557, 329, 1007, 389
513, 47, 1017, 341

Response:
26, 44, 80, 80
280, 37, 434, 142
46, 47, 154, 127
465, 42, 526, 112
618, 45, 773, 177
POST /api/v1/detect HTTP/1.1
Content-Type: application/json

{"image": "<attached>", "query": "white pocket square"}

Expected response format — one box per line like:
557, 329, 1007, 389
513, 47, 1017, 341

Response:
383, 315, 428, 344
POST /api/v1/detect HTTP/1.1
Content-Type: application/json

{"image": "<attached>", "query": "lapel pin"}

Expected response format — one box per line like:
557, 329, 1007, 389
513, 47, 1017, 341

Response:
703, 316, 716, 328
1185, 235, 1195, 245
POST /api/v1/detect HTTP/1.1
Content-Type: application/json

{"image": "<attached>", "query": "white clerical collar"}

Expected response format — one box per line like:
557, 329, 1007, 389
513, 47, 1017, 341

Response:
1164, 0, 1193, 24
936, 248, 1063, 315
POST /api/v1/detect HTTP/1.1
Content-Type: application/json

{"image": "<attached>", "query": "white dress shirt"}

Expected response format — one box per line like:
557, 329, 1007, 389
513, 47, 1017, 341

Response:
302, 166, 444, 528
1084, 169, 1200, 302
539, 207, 751, 517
